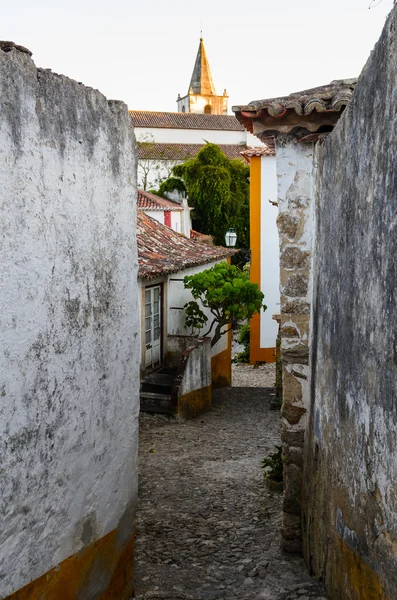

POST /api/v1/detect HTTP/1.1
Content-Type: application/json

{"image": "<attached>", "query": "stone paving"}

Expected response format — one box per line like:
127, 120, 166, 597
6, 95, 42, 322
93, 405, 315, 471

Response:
135, 370, 327, 600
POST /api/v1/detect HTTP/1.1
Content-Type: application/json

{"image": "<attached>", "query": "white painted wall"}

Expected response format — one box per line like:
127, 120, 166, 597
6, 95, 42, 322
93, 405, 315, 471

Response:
144, 209, 165, 225
177, 95, 190, 113
138, 159, 180, 190
135, 126, 247, 145
177, 338, 212, 397
171, 210, 182, 233
0, 48, 140, 596
260, 155, 280, 348
136, 126, 263, 191
167, 261, 229, 358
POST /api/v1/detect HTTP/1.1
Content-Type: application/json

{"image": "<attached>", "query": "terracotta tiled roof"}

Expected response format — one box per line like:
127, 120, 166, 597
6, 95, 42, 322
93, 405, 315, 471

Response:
233, 79, 357, 138
137, 189, 183, 212
190, 229, 214, 245
240, 146, 275, 159
130, 110, 244, 131
137, 142, 247, 161
137, 212, 235, 279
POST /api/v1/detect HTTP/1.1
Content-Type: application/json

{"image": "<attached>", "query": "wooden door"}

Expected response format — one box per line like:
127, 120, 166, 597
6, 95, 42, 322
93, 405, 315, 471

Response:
144, 285, 162, 369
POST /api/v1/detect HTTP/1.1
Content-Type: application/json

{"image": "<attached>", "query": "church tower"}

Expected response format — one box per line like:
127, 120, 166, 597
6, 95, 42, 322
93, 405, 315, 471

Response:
177, 38, 228, 115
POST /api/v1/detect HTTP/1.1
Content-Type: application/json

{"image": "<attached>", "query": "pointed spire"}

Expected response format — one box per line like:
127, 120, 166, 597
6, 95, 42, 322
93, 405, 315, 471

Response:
189, 38, 216, 96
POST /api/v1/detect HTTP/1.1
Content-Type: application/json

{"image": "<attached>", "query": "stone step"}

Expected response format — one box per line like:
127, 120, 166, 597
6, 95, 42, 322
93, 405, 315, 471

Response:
141, 370, 176, 395
140, 391, 173, 414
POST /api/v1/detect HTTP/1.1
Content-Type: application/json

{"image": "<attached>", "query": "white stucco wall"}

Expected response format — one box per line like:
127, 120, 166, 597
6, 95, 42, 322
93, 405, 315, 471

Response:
144, 209, 165, 225
260, 155, 280, 348
179, 338, 212, 396
0, 48, 140, 596
167, 261, 229, 357
176, 95, 190, 113
137, 159, 180, 190
135, 126, 247, 145
171, 210, 183, 233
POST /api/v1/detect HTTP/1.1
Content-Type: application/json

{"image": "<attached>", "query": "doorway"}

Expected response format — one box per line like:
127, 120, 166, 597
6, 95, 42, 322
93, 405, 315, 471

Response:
144, 285, 162, 369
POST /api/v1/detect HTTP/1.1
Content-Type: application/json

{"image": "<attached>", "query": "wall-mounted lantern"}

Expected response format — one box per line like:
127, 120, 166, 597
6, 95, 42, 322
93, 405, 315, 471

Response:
225, 228, 237, 247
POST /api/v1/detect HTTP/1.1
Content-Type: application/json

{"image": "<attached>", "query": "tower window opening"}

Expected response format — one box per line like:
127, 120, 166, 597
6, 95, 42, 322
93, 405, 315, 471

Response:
204, 105, 212, 114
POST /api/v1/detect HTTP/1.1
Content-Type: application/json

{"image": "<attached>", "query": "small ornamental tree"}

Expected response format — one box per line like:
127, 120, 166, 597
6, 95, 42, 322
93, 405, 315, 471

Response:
184, 262, 266, 348
172, 143, 250, 247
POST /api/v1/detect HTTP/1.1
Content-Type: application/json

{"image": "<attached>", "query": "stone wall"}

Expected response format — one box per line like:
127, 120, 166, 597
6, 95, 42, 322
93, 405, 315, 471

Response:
0, 44, 140, 598
276, 135, 316, 552
303, 7, 397, 598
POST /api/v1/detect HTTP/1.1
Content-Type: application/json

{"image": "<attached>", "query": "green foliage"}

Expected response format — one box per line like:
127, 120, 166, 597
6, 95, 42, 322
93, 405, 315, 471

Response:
172, 143, 250, 247
184, 262, 266, 348
236, 323, 250, 363
157, 176, 186, 196
261, 446, 283, 483
184, 300, 208, 335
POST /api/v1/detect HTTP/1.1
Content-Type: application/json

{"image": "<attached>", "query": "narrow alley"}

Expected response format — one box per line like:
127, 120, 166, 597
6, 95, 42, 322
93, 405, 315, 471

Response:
135, 366, 327, 600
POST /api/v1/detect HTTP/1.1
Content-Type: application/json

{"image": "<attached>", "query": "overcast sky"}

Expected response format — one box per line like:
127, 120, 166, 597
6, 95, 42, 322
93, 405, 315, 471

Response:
3, 0, 393, 112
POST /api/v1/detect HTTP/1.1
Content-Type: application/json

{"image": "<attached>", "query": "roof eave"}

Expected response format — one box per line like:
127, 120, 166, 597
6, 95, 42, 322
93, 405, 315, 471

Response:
138, 249, 237, 280
233, 107, 346, 140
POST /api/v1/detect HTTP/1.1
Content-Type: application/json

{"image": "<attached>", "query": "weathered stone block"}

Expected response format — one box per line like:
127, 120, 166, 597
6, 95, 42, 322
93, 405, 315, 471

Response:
280, 246, 310, 269
282, 300, 310, 314
283, 370, 303, 402
282, 402, 307, 425
282, 344, 309, 365
283, 445, 304, 467
283, 464, 303, 516
277, 212, 299, 239
282, 314, 310, 337
282, 273, 309, 298
281, 513, 302, 553
281, 427, 305, 448
281, 325, 299, 338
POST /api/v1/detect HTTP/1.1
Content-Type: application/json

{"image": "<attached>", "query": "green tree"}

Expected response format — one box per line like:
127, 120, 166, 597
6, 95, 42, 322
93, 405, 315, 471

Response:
184, 262, 266, 348
172, 143, 250, 247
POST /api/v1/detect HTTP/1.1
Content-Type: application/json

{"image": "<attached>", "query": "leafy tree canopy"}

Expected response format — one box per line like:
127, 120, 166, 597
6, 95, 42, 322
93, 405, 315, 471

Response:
157, 176, 186, 197
172, 143, 250, 247
184, 262, 266, 348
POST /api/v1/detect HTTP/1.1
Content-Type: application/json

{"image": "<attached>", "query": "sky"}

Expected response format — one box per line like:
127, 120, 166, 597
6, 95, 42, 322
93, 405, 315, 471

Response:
3, 0, 394, 113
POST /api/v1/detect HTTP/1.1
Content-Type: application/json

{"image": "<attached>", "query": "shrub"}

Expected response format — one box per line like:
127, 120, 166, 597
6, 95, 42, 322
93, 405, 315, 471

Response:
236, 323, 250, 363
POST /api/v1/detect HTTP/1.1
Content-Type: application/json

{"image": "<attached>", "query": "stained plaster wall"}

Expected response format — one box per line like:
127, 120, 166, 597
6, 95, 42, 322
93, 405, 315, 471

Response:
0, 47, 140, 596
275, 135, 316, 552
304, 7, 397, 597
167, 261, 229, 359
167, 336, 211, 396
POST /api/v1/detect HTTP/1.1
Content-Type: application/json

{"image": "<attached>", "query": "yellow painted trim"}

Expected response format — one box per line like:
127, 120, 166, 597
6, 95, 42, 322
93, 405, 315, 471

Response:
251, 345, 276, 364
177, 385, 212, 419
328, 538, 391, 600
211, 331, 232, 387
249, 156, 265, 365
5, 521, 135, 600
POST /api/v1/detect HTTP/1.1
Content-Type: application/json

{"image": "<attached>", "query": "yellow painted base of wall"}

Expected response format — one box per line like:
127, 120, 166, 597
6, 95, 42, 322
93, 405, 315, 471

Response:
327, 538, 391, 600
211, 345, 232, 387
177, 385, 212, 419
250, 346, 276, 364
5, 520, 135, 600
249, 314, 276, 365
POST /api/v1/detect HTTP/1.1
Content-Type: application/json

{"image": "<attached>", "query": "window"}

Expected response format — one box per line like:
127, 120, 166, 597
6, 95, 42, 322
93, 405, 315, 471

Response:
204, 105, 212, 114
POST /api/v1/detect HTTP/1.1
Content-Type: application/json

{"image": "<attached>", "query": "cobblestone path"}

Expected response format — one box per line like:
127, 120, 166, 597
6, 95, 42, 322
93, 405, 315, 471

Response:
135, 387, 327, 600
